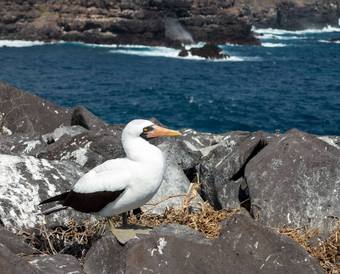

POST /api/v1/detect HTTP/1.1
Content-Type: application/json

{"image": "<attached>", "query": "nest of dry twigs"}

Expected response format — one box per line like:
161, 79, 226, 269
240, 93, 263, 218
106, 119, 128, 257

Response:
16, 182, 340, 272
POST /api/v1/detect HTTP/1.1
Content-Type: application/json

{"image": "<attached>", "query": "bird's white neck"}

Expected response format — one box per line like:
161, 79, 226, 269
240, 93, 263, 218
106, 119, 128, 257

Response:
122, 136, 164, 164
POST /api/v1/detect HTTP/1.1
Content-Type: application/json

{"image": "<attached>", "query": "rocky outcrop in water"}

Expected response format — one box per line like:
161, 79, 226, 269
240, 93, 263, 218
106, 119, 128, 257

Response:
182, 43, 230, 59
0, 82, 339, 272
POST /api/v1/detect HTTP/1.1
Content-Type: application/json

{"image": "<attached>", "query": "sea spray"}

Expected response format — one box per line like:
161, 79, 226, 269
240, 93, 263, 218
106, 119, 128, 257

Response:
164, 17, 194, 44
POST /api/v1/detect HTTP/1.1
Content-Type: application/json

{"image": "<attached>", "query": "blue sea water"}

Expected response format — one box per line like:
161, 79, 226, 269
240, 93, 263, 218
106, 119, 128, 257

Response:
0, 26, 339, 135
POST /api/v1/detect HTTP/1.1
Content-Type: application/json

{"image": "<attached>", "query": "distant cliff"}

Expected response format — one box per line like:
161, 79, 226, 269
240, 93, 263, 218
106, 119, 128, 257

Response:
0, 0, 338, 47
235, 0, 340, 30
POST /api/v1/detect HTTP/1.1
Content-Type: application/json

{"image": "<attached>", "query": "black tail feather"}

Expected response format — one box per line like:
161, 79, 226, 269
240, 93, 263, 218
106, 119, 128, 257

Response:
39, 192, 69, 205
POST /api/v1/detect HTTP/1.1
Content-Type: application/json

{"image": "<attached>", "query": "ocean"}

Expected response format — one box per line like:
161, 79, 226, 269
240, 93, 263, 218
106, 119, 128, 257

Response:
0, 26, 339, 135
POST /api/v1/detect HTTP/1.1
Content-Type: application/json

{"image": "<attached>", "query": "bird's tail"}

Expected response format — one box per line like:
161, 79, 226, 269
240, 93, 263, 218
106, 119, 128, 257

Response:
39, 192, 69, 205
40, 204, 68, 215
39, 191, 69, 215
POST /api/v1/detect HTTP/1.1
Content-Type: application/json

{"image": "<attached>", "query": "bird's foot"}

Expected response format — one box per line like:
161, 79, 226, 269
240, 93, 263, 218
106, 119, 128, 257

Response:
108, 219, 151, 244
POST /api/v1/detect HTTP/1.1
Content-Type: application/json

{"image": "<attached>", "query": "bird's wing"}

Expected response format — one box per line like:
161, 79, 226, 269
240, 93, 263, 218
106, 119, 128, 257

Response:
73, 158, 134, 194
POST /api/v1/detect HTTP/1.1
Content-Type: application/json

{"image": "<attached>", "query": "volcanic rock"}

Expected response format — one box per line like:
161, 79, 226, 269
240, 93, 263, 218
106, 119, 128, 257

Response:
0, 226, 36, 255
234, 0, 339, 30
0, 82, 72, 135
83, 213, 323, 273
245, 129, 340, 230
189, 44, 230, 60
0, 243, 42, 274
28, 254, 85, 274
330, 37, 340, 43
0, 0, 260, 46
0, 153, 100, 229
198, 131, 276, 209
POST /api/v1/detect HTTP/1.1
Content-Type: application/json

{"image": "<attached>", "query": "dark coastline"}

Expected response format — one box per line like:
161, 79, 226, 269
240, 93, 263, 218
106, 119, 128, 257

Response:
0, 0, 339, 47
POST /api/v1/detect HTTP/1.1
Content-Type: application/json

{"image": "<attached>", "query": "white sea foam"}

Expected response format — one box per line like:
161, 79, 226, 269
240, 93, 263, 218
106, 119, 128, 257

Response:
258, 33, 304, 40
262, 42, 287, 47
252, 25, 340, 36
109, 45, 234, 61
0, 40, 46, 47
319, 39, 340, 44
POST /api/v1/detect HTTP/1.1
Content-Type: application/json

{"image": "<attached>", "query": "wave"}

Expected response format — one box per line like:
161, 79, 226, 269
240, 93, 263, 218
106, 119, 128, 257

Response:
261, 42, 287, 47
0, 39, 253, 61
109, 45, 238, 61
252, 25, 340, 36
0, 40, 46, 47
257, 33, 305, 40
319, 39, 340, 44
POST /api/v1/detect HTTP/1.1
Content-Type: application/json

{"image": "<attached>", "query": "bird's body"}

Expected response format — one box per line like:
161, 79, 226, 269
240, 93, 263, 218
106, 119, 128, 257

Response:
39, 119, 181, 223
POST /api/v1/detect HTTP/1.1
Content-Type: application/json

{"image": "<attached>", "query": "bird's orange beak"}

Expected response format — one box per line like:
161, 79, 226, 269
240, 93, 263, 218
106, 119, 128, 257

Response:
147, 125, 182, 138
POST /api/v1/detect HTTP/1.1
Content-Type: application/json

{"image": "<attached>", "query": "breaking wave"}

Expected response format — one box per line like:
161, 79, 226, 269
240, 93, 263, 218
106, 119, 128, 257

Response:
0, 40, 46, 47
252, 25, 340, 36
261, 42, 287, 47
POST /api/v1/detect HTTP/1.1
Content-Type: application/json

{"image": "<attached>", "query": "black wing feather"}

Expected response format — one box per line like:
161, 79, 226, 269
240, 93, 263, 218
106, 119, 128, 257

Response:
62, 189, 125, 213
39, 192, 70, 205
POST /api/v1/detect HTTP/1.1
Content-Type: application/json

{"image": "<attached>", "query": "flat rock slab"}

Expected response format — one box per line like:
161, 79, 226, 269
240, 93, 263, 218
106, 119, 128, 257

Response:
28, 254, 84, 274
246, 128, 340, 230
84, 213, 323, 273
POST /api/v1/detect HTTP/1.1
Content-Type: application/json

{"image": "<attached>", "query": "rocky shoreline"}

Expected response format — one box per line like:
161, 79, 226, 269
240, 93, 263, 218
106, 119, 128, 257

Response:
0, 82, 339, 272
0, 0, 339, 48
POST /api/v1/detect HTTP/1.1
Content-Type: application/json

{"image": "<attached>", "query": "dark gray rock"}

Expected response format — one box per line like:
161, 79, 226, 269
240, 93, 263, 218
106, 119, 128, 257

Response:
85, 214, 323, 273
0, 132, 43, 156
308, 232, 332, 248
199, 131, 276, 209
41, 125, 88, 144
0, 124, 125, 170
217, 213, 323, 274
83, 231, 127, 274
36, 124, 125, 170
71, 105, 108, 130
0, 82, 72, 134
189, 43, 230, 60
27, 254, 84, 274
0, 243, 43, 274
0, 226, 36, 255
246, 128, 340, 230
0, 126, 88, 159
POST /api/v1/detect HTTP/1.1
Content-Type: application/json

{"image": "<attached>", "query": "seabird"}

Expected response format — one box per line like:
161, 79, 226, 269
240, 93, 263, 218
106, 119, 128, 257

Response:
39, 119, 181, 243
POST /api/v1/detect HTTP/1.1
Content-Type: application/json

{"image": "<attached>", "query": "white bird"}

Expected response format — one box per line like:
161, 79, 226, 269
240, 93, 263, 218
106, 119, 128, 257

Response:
39, 119, 181, 243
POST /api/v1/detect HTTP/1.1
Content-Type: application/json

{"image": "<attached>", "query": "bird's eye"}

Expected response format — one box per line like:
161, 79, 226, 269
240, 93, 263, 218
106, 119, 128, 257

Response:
143, 126, 153, 132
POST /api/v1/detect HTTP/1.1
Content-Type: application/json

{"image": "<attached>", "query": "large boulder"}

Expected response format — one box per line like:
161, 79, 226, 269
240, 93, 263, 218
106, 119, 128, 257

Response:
0, 82, 72, 134
0, 153, 102, 229
0, 243, 43, 274
0, 82, 108, 136
199, 131, 277, 209
84, 213, 323, 273
246, 129, 340, 230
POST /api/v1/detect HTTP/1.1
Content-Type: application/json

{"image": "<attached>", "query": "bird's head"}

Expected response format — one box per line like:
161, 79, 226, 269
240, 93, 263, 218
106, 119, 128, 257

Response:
123, 119, 181, 141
